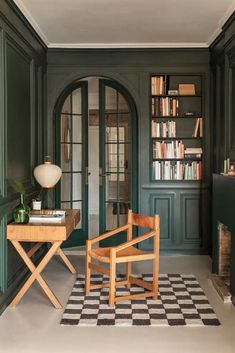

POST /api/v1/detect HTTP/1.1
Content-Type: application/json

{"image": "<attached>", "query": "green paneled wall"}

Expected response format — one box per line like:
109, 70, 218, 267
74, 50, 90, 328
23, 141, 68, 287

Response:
0, 0, 46, 313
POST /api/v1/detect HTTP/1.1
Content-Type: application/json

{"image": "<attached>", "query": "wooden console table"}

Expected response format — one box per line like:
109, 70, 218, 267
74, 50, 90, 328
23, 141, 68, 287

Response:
7, 209, 80, 309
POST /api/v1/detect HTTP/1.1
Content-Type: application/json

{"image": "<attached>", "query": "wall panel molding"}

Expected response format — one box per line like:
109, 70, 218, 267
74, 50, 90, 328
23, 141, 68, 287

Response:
0, 28, 6, 200
0, 217, 7, 294
150, 192, 176, 244
180, 193, 201, 244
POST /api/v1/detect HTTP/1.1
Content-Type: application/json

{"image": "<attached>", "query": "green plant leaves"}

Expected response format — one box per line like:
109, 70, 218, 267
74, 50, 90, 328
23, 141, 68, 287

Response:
8, 179, 26, 194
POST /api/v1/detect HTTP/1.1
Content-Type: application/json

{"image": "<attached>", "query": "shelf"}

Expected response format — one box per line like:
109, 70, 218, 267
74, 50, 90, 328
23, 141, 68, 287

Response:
152, 137, 202, 140
152, 115, 201, 119
152, 94, 202, 98
153, 158, 202, 162
151, 74, 204, 183
152, 179, 202, 182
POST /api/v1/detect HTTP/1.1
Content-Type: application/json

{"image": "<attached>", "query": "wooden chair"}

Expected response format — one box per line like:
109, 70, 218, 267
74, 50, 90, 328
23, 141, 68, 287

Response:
85, 210, 160, 306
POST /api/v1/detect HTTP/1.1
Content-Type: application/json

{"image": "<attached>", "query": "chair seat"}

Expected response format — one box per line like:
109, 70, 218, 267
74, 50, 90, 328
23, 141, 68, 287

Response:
89, 246, 149, 263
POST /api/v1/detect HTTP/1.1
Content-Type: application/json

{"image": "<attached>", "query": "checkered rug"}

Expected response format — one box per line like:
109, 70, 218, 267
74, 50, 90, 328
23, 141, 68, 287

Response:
60, 274, 220, 326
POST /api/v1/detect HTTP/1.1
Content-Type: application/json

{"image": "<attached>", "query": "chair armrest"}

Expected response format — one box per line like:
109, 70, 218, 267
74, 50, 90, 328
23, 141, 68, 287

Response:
115, 230, 156, 252
88, 224, 129, 245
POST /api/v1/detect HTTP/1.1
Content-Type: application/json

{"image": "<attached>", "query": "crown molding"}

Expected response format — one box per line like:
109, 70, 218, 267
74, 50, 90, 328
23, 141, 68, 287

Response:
218, 0, 235, 29
13, 0, 235, 49
13, 0, 50, 46
47, 42, 208, 49
206, 1, 235, 46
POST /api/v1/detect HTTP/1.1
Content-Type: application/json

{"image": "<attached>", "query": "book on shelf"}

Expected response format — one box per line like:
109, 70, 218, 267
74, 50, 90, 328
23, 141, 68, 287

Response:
192, 117, 203, 137
199, 117, 203, 137
152, 161, 202, 180
29, 210, 66, 223
178, 84, 196, 95
152, 97, 179, 116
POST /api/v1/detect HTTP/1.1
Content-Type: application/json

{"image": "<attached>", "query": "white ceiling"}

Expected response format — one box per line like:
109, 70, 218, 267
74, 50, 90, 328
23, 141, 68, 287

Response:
13, 0, 235, 48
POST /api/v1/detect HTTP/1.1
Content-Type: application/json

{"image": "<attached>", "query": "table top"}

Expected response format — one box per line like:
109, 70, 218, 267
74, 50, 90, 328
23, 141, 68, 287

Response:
7, 209, 80, 242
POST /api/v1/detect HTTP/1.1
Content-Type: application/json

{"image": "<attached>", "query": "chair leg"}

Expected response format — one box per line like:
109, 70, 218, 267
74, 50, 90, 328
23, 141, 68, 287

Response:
152, 256, 159, 300
126, 262, 131, 289
109, 249, 116, 306
85, 241, 91, 295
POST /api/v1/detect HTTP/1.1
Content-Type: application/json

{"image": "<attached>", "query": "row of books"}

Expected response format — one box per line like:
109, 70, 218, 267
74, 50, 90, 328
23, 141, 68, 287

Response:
152, 97, 179, 117
152, 120, 176, 138
152, 161, 202, 180
153, 140, 185, 159
151, 76, 167, 95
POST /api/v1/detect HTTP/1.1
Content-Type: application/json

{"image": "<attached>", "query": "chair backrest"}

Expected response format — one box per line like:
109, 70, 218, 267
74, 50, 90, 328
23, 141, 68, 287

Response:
128, 209, 159, 231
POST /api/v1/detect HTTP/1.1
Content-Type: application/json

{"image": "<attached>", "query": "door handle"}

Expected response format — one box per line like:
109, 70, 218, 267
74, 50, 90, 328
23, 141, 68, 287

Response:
85, 167, 91, 185
99, 168, 111, 185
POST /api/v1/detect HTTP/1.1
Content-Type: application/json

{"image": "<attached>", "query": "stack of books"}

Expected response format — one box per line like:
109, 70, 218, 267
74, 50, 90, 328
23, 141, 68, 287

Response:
29, 210, 66, 223
184, 147, 203, 159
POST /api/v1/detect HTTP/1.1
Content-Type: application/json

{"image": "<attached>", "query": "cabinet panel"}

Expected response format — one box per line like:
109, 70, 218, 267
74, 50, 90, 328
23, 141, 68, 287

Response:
180, 192, 201, 245
149, 192, 176, 249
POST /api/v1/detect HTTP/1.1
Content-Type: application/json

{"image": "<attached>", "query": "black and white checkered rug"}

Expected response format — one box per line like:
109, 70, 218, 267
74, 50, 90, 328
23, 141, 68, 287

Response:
61, 274, 220, 326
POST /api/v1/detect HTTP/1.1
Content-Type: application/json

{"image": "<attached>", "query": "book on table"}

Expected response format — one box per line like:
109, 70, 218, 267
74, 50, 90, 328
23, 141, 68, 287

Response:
29, 210, 66, 223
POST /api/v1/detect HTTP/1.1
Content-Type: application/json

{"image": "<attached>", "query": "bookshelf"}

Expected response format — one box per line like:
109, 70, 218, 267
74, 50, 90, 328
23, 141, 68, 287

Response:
151, 74, 203, 181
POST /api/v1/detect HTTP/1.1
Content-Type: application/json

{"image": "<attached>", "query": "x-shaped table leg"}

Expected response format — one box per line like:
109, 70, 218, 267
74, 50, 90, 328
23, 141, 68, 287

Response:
10, 240, 63, 309
56, 247, 76, 274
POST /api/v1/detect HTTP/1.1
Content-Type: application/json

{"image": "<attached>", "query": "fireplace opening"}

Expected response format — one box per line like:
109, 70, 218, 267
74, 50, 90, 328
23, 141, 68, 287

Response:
210, 222, 231, 302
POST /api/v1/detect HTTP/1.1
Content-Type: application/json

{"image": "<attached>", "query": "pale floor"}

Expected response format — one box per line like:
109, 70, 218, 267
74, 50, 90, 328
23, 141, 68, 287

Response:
1, 255, 235, 353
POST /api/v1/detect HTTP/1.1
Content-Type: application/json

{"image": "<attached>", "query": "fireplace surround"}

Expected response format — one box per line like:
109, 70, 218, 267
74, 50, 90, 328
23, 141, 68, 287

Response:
212, 174, 235, 305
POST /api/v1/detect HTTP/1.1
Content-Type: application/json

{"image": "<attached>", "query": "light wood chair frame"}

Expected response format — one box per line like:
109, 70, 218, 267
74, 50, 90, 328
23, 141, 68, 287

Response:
85, 210, 160, 306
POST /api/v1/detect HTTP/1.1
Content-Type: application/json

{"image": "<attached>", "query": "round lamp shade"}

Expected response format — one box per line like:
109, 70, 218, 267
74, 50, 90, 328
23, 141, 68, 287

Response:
33, 161, 62, 188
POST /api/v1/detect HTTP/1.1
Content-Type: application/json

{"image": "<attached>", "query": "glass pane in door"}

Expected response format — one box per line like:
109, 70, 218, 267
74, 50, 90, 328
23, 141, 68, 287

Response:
60, 88, 83, 229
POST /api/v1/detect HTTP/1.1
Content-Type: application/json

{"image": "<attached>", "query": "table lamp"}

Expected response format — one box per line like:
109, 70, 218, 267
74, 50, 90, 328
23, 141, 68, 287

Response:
33, 158, 62, 209
34, 159, 62, 188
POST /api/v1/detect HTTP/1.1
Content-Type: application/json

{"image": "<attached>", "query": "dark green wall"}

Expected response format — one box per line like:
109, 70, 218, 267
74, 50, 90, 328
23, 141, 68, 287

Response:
211, 12, 235, 303
47, 48, 211, 255
211, 12, 235, 170
0, 0, 46, 313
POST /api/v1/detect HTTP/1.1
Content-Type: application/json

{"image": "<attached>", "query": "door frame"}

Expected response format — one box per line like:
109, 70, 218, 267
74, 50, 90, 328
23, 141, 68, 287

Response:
54, 76, 138, 247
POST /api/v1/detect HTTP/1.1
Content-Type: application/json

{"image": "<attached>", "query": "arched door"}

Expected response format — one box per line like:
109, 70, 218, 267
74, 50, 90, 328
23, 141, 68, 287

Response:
55, 78, 137, 248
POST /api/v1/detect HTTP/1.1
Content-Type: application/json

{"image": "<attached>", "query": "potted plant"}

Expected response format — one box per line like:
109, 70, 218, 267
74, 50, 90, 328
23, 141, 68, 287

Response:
8, 179, 30, 224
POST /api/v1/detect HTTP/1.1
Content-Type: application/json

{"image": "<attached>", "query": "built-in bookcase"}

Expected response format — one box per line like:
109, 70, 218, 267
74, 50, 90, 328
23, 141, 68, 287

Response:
151, 74, 203, 181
